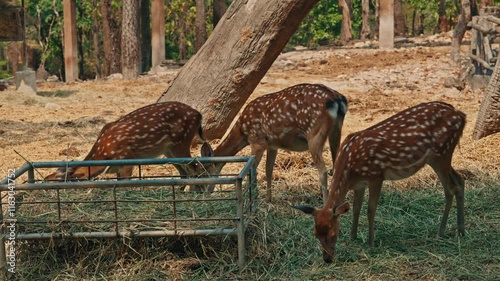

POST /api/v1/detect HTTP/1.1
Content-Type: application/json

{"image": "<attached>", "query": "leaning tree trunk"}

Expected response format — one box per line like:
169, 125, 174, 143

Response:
157, 0, 321, 140
121, 0, 141, 79
473, 59, 500, 140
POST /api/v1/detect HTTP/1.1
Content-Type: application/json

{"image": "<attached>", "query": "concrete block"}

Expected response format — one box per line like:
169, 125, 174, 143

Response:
15, 69, 37, 95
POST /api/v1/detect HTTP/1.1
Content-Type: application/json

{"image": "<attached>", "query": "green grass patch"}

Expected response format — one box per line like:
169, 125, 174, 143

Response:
10, 183, 500, 280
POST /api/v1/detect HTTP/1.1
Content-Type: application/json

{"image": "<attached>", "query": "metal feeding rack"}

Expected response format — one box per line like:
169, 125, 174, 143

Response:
0, 156, 257, 273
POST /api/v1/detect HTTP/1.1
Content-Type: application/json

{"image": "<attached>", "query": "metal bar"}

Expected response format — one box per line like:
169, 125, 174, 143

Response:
27, 157, 252, 168
237, 156, 256, 179
17, 217, 239, 224
57, 188, 61, 222
15, 197, 238, 205
27, 166, 35, 184
0, 177, 237, 191
0, 164, 31, 184
11, 229, 237, 240
113, 185, 118, 235
235, 179, 245, 270
173, 184, 177, 234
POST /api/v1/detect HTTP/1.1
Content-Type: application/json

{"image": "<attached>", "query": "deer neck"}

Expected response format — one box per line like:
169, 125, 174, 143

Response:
213, 122, 249, 158
324, 136, 357, 209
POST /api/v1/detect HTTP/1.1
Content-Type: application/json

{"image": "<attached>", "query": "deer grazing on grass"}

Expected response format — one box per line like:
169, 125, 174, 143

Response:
204, 83, 348, 202
294, 101, 466, 263
45, 102, 213, 184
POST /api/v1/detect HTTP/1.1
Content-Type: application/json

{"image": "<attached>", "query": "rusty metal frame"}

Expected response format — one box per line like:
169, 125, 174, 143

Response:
0, 156, 257, 274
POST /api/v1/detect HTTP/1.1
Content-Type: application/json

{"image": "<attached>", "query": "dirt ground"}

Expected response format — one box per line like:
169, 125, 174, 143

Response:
1, 39, 499, 190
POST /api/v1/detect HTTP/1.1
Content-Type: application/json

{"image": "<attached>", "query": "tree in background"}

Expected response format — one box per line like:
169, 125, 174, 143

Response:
213, 0, 227, 27
338, 0, 353, 43
360, 0, 371, 39
140, 0, 151, 73
394, 0, 405, 36
121, 0, 140, 79
195, 0, 207, 51
100, 0, 121, 76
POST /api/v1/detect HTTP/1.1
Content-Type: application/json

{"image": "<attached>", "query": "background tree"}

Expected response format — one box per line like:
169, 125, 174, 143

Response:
450, 0, 472, 64
360, 0, 371, 39
121, 0, 140, 79
140, 0, 151, 73
338, 0, 353, 43
195, 0, 207, 51
438, 0, 449, 32
394, 0, 405, 36
213, 0, 227, 27
100, 0, 121, 76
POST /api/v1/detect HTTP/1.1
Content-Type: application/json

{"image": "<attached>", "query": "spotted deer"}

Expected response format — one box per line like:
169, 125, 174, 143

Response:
294, 101, 466, 263
204, 83, 348, 202
45, 102, 213, 183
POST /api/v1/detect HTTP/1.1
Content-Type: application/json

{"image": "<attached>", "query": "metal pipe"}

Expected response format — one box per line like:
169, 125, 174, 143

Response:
13, 228, 237, 240
235, 179, 245, 270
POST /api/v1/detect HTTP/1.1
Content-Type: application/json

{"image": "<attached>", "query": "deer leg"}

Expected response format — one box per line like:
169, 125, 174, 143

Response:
351, 186, 366, 241
367, 179, 383, 247
250, 144, 266, 199
308, 135, 329, 203
265, 149, 278, 203
451, 168, 465, 236
428, 157, 461, 237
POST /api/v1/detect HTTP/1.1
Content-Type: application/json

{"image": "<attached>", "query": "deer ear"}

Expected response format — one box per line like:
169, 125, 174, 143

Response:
334, 202, 350, 215
293, 205, 316, 215
201, 141, 213, 157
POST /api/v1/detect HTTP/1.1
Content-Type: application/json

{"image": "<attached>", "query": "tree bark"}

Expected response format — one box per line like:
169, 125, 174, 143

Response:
195, 0, 207, 51
361, 0, 371, 40
213, 0, 227, 28
157, 0, 321, 140
338, 0, 352, 44
451, 0, 471, 65
473, 55, 500, 140
121, 0, 141, 79
100, 0, 121, 76
394, 0, 405, 36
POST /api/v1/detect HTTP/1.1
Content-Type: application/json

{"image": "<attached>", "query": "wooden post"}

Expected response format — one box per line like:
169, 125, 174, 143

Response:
63, 0, 78, 82
379, 0, 394, 49
151, 0, 165, 69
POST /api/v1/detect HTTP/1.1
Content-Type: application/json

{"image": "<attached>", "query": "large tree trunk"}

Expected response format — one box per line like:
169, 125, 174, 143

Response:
473, 48, 500, 140
100, 0, 121, 76
451, 0, 472, 65
360, 0, 371, 40
121, 0, 141, 79
213, 0, 227, 28
195, 0, 207, 52
338, 0, 352, 44
157, 0, 320, 140
394, 0, 405, 36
